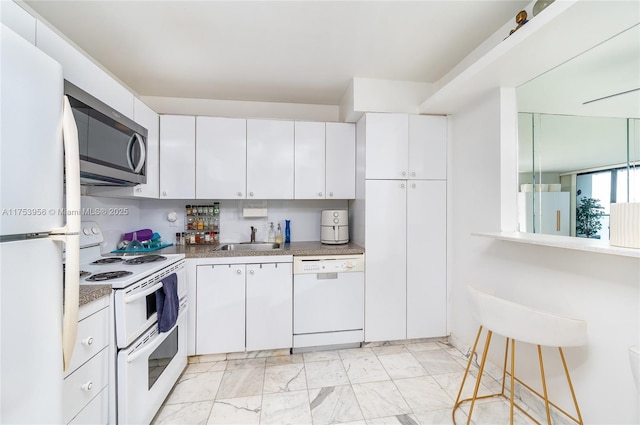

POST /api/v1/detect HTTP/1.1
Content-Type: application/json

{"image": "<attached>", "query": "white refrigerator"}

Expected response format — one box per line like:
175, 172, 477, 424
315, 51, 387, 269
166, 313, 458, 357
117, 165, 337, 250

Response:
0, 24, 81, 423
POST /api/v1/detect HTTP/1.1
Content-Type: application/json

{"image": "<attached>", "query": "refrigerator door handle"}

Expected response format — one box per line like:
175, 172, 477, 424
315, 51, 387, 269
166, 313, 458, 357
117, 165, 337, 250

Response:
52, 96, 81, 235
52, 234, 79, 371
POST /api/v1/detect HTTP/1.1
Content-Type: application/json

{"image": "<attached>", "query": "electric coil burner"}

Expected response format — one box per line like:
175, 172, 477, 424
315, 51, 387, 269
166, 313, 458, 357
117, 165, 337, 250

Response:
91, 257, 123, 265
123, 255, 166, 265
86, 270, 133, 281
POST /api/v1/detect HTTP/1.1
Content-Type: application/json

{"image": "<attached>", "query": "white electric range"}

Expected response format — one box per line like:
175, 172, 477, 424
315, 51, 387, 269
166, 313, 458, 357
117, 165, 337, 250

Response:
78, 222, 187, 425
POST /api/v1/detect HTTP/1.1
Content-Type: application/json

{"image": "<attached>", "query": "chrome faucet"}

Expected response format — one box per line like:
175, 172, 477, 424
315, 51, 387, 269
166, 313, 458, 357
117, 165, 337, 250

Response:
250, 226, 257, 243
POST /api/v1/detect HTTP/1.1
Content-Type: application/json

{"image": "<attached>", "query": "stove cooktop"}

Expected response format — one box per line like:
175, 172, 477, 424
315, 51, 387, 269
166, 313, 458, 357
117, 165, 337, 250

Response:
80, 253, 185, 289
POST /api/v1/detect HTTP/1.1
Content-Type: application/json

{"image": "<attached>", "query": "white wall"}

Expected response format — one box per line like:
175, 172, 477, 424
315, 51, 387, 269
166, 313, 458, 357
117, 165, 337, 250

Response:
80, 195, 141, 253
449, 88, 640, 423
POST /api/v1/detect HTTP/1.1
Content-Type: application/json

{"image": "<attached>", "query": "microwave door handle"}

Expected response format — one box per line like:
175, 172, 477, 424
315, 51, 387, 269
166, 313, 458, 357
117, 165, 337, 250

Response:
126, 133, 146, 174
125, 281, 163, 304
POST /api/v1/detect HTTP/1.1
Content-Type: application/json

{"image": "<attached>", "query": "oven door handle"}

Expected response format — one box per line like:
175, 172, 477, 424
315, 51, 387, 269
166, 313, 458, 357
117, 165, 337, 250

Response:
126, 328, 168, 363
125, 281, 163, 304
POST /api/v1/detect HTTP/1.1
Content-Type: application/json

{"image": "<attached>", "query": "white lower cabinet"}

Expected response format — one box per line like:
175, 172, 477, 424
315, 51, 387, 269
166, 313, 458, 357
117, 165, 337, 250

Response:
63, 297, 110, 425
196, 261, 292, 354
246, 263, 293, 351
364, 179, 447, 342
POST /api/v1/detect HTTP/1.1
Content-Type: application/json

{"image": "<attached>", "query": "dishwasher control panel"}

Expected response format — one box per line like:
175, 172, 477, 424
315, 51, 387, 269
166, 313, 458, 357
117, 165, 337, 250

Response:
293, 254, 364, 274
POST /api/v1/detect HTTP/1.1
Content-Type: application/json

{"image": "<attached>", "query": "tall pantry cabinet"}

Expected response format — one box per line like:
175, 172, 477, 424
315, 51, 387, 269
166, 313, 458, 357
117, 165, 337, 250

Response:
354, 113, 447, 342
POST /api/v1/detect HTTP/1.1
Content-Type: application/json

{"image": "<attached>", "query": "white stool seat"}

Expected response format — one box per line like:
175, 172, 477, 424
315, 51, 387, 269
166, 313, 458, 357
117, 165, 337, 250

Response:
468, 286, 587, 347
453, 286, 587, 425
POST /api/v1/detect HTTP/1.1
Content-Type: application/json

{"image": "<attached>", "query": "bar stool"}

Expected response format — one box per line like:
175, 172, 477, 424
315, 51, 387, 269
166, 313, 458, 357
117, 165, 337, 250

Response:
452, 285, 587, 425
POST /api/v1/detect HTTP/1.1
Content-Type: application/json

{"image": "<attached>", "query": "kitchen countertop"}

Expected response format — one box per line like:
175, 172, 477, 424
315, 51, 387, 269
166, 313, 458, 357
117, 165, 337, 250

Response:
79, 284, 111, 307
156, 241, 364, 259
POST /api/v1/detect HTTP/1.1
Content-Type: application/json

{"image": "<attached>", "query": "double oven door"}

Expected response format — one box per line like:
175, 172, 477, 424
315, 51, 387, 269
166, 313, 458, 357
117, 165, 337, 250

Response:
113, 260, 187, 424
117, 298, 187, 425
114, 260, 185, 347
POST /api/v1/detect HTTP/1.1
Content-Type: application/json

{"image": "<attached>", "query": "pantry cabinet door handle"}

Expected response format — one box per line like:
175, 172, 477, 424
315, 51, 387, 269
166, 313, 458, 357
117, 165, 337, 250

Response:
329, 192, 334, 197
249, 192, 254, 197
237, 192, 243, 197
318, 192, 323, 197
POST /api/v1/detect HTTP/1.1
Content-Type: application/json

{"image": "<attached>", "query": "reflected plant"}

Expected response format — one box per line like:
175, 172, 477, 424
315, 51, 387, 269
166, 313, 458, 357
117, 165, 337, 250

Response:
576, 197, 604, 238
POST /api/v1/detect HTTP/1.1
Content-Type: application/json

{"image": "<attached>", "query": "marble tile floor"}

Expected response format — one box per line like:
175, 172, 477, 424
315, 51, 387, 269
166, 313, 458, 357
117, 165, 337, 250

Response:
152, 340, 543, 425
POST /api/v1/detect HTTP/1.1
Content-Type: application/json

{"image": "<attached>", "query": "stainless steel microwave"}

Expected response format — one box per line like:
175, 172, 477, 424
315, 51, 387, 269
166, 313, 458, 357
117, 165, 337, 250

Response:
64, 81, 148, 186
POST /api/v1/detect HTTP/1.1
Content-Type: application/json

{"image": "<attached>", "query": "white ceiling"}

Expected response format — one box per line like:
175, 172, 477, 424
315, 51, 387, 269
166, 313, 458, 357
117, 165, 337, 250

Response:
22, 0, 530, 105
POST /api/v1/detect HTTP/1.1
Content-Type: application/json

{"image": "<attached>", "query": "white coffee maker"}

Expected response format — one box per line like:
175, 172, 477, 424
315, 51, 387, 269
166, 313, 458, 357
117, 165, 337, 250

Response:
321, 210, 349, 244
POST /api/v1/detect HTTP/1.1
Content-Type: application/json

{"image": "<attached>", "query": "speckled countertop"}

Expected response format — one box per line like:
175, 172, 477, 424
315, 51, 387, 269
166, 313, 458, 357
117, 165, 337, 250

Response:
76, 241, 361, 306
79, 284, 111, 307
156, 241, 364, 259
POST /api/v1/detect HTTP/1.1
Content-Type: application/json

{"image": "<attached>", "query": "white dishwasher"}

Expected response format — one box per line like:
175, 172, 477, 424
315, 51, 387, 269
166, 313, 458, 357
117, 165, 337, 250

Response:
293, 254, 364, 351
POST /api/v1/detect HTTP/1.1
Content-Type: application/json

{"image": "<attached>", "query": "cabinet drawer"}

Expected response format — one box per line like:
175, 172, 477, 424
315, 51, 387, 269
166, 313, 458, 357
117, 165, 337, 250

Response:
65, 306, 109, 376
63, 348, 109, 424
68, 386, 108, 425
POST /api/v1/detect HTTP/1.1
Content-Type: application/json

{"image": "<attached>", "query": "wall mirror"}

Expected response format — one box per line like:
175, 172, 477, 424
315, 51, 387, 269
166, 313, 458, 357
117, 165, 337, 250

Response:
516, 24, 640, 239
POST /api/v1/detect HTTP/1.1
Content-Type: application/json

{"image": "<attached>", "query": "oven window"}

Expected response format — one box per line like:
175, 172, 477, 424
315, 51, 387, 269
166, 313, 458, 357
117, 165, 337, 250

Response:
148, 327, 178, 390
146, 291, 157, 320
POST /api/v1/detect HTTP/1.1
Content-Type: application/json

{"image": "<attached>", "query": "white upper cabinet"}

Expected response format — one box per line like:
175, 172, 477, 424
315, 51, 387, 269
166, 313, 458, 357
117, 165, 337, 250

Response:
160, 115, 195, 199
246, 119, 294, 199
294, 121, 326, 199
365, 113, 409, 179
408, 115, 447, 180
326, 122, 355, 199
35, 21, 133, 119
365, 113, 447, 180
196, 117, 247, 199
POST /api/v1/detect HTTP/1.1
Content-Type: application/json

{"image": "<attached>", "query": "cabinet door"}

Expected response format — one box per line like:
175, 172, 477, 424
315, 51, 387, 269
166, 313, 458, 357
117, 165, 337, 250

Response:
246, 263, 292, 351
196, 117, 247, 199
132, 98, 159, 198
406, 180, 447, 339
196, 264, 245, 354
294, 121, 325, 199
326, 122, 355, 199
364, 180, 407, 342
159, 115, 195, 199
540, 192, 570, 236
408, 115, 447, 180
365, 113, 408, 180
246, 119, 294, 199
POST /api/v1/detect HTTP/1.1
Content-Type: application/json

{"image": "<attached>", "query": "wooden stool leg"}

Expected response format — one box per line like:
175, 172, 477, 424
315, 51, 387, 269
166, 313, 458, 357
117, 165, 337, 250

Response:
467, 330, 493, 424
452, 326, 483, 425
537, 345, 552, 424
510, 339, 515, 425
501, 337, 510, 396
559, 347, 584, 425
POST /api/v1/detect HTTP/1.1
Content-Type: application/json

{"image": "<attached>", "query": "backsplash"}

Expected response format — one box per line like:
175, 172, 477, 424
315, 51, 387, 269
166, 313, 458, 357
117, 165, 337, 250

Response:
81, 195, 349, 253
140, 199, 349, 245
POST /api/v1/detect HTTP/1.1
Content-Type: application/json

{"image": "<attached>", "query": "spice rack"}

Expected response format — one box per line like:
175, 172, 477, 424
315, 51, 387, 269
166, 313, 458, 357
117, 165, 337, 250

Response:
183, 203, 220, 244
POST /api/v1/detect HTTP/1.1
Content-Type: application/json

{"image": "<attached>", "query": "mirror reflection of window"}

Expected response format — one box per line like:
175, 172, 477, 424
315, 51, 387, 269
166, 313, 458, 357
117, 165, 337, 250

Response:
516, 24, 639, 240
518, 115, 639, 239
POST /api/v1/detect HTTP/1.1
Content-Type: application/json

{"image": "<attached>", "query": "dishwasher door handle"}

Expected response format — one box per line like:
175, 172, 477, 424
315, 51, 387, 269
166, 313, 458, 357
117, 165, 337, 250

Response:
317, 272, 338, 280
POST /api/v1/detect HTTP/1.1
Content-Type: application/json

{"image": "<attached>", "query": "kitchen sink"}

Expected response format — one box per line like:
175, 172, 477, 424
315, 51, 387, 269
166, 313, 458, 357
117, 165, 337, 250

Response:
217, 242, 281, 251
